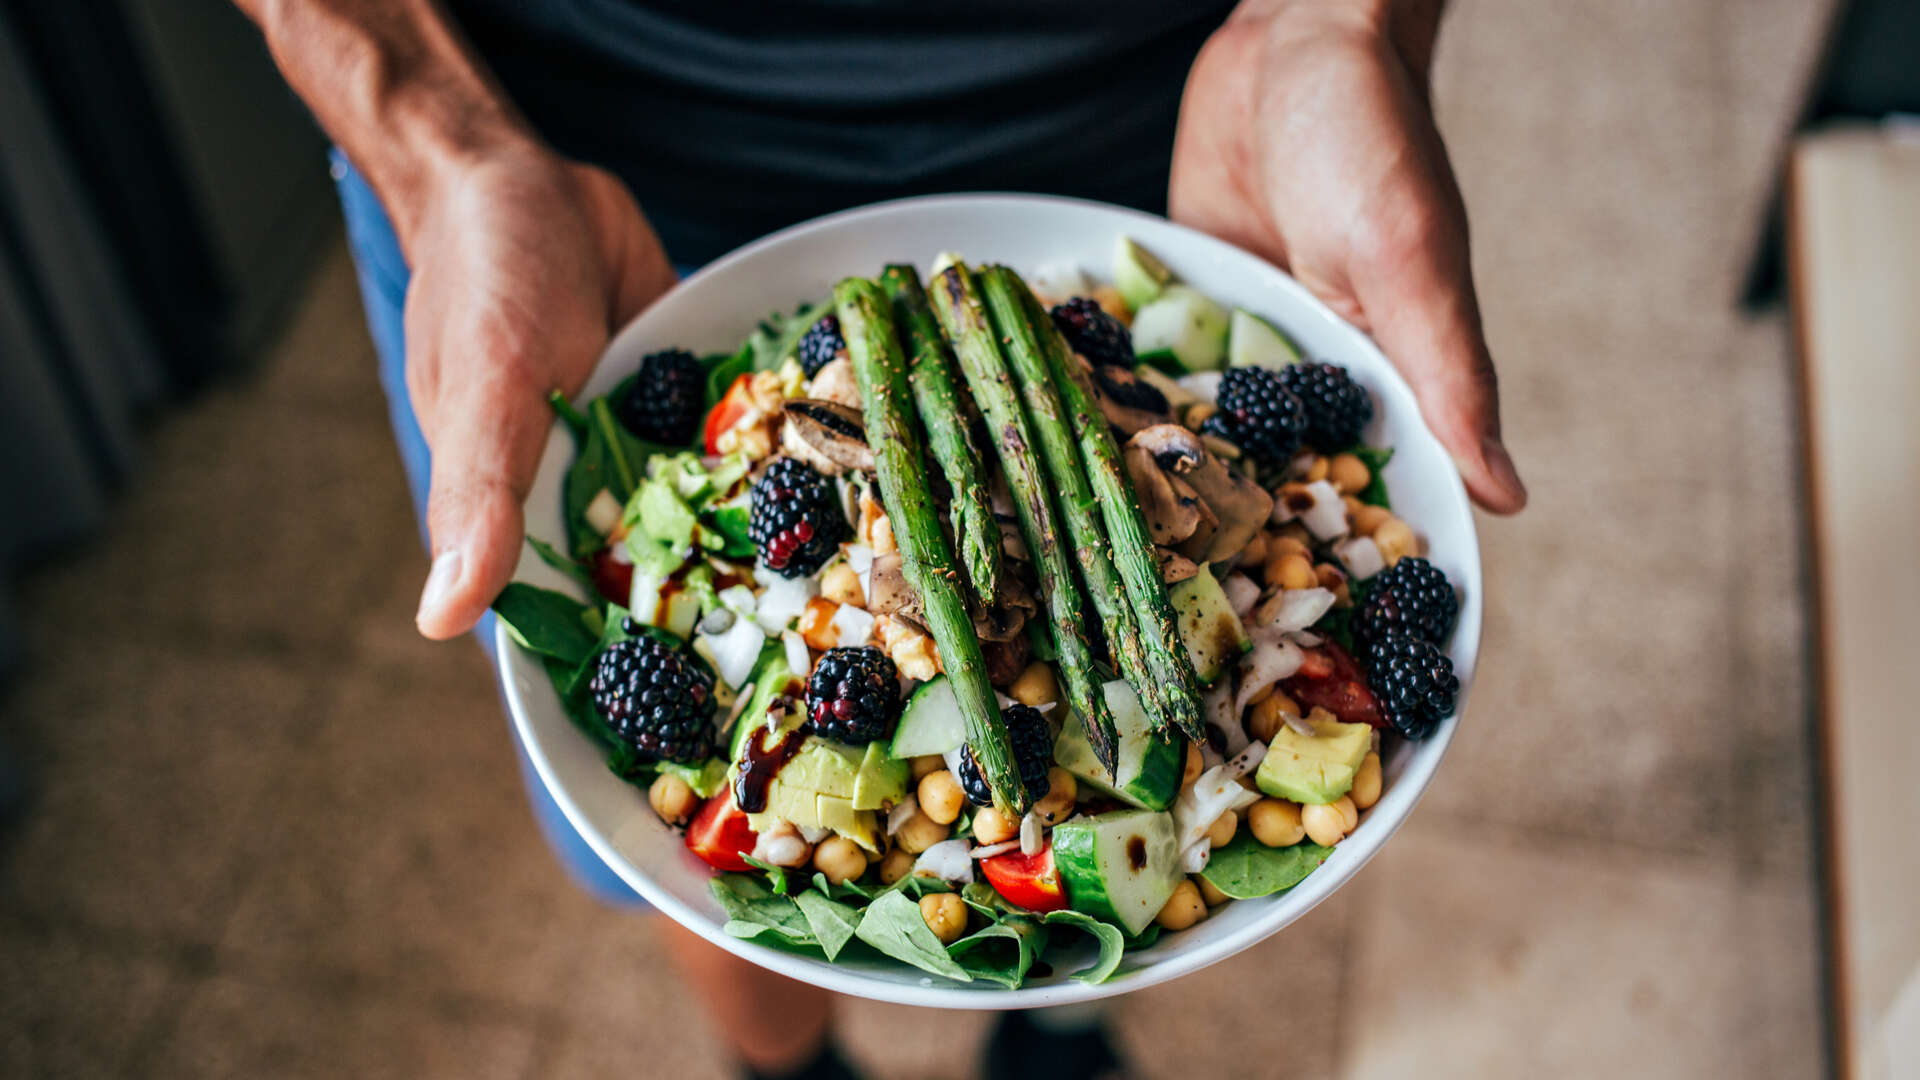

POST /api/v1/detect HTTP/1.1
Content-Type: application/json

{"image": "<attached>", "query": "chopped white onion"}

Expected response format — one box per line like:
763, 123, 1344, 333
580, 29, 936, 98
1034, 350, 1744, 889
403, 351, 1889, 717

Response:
1287, 451, 1319, 481
1030, 261, 1092, 301
1172, 761, 1262, 855
719, 681, 756, 734
1234, 636, 1304, 713
1177, 371, 1222, 404
912, 838, 975, 885
1255, 587, 1336, 634
1180, 839, 1213, 874
887, 795, 922, 836
717, 583, 757, 616
836, 476, 861, 531
829, 604, 876, 649
1300, 480, 1349, 540
1019, 811, 1045, 857
699, 618, 766, 690
971, 840, 1021, 859
608, 540, 634, 566
1221, 739, 1268, 779
995, 691, 1017, 710
754, 570, 817, 633
697, 607, 735, 636
1288, 630, 1324, 648
1203, 680, 1247, 756
781, 630, 811, 679
1222, 573, 1261, 620
797, 825, 830, 844
1283, 710, 1318, 736
1336, 535, 1385, 580
584, 488, 623, 536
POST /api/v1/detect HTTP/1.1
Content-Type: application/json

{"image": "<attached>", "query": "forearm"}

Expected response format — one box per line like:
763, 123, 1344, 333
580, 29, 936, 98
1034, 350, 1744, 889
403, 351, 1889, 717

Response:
235, 0, 537, 251
1227, 0, 1447, 81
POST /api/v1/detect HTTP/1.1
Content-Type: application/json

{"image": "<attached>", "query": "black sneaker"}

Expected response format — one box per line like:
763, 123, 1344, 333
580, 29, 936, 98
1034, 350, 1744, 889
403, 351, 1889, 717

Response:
984, 1008, 1131, 1080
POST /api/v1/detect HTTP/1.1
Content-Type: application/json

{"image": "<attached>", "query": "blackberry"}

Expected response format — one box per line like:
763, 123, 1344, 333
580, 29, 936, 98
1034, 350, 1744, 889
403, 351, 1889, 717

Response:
1278, 362, 1373, 451
804, 647, 901, 744
1050, 297, 1133, 368
1199, 366, 1309, 465
615, 348, 705, 445
797, 313, 845, 378
588, 636, 716, 762
748, 457, 848, 577
1091, 365, 1169, 415
1354, 557, 1458, 647
1364, 633, 1458, 740
957, 704, 1054, 807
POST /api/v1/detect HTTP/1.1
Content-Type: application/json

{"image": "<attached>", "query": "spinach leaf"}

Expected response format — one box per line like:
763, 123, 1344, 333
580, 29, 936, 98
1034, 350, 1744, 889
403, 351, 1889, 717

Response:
544, 655, 617, 753
711, 875, 815, 945
1314, 577, 1373, 655
548, 389, 590, 438
493, 583, 599, 667
813, 872, 878, 903
563, 394, 671, 557
852, 890, 972, 982
793, 889, 861, 962
947, 916, 1046, 989
1352, 445, 1394, 508
564, 603, 637, 697
526, 536, 599, 596
1199, 837, 1333, 899
703, 345, 754, 409
1123, 924, 1162, 952
1040, 910, 1127, 985
745, 302, 827, 371
740, 856, 793, 895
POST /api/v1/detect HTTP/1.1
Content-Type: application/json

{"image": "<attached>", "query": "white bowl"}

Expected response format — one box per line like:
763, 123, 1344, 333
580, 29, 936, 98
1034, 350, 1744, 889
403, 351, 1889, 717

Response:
494, 193, 1481, 1009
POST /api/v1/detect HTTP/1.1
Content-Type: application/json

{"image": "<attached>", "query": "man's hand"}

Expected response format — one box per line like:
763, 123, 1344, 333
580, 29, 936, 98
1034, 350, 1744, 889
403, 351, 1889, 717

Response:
406, 145, 675, 638
1172, 0, 1526, 513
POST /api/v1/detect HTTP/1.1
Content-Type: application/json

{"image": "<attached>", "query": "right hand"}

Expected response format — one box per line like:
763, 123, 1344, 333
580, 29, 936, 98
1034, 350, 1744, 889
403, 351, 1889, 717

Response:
402, 144, 676, 639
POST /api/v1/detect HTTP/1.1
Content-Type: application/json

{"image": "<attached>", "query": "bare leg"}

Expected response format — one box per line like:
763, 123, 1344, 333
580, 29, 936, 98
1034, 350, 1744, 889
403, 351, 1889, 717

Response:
663, 920, 835, 1075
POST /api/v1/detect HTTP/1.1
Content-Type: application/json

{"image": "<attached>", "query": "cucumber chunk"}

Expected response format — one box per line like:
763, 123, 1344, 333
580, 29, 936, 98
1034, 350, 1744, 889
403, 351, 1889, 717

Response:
1227, 308, 1302, 369
1113, 235, 1173, 312
1168, 570, 1251, 685
888, 676, 965, 759
1054, 679, 1183, 811
1129, 286, 1230, 373
1052, 808, 1183, 936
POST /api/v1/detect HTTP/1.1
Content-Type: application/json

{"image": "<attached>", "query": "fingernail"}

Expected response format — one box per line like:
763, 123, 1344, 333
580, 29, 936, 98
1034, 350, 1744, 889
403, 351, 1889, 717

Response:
417, 548, 464, 627
1482, 436, 1528, 504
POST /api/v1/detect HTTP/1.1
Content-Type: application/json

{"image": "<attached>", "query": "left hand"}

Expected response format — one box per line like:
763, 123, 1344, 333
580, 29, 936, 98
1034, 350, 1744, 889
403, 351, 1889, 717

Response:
1171, 0, 1526, 513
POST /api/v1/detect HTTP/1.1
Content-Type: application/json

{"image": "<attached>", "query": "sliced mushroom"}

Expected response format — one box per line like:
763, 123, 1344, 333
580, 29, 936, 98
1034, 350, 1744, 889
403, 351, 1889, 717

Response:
973, 574, 1036, 642
1123, 443, 1210, 545
782, 399, 873, 474
1177, 453, 1275, 564
1156, 548, 1201, 585
982, 634, 1031, 688
865, 552, 920, 620
806, 356, 862, 409
1131, 424, 1207, 475
867, 550, 1029, 643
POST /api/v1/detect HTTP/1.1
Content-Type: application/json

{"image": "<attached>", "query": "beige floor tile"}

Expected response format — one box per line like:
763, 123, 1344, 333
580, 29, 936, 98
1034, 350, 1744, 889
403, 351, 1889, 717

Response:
1111, 896, 1350, 1080
0, 921, 183, 1078
1336, 819, 1822, 1079
537, 1017, 736, 1080
142, 971, 540, 1080
0, 646, 324, 941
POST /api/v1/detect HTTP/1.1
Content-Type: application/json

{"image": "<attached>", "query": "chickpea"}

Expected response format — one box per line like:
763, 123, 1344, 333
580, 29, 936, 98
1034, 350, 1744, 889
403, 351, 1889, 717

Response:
1329, 452, 1370, 495
917, 770, 966, 825
813, 836, 868, 886
1304, 455, 1330, 483
1301, 802, 1349, 847
1271, 533, 1312, 562
759, 824, 813, 868
799, 596, 840, 650
1239, 531, 1269, 570
1031, 767, 1077, 824
1182, 402, 1217, 432
920, 892, 969, 945
1351, 503, 1393, 538
1248, 690, 1301, 743
869, 512, 897, 556
1154, 880, 1208, 931
878, 847, 914, 885
1009, 662, 1060, 707
648, 774, 699, 824
1277, 522, 1313, 548
1343, 494, 1365, 517
1351, 752, 1383, 810
1182, 742, 1204, 787
820, 562, 865, 607
1333, 794, 1359, 832
910, 754, 945, 781
1206, 811, 1238, 848
972, 806, 1019, 846
1278, 553, 1317, 591
1374, 518, 1417, 566
1316, 563, 1352, 606
1248, 798, 1306, 847
1195, 874, 1231, 907
895, 811, 950, 854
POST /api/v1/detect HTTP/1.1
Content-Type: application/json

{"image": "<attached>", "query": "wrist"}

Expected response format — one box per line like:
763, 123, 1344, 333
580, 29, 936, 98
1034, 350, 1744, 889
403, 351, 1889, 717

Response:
1225, 0, 1445, 82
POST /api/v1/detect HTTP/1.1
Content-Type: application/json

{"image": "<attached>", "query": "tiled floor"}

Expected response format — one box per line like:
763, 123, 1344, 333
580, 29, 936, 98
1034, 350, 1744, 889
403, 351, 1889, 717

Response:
0, 1, 1833, 1076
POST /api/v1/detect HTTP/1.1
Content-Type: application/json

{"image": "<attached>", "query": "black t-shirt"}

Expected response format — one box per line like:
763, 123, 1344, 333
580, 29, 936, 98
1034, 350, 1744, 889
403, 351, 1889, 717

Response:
448, 1, 1236, 264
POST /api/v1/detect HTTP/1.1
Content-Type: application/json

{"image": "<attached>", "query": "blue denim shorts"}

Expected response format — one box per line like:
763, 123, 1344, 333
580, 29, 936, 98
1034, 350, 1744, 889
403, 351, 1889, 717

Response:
330, 148, 647, 907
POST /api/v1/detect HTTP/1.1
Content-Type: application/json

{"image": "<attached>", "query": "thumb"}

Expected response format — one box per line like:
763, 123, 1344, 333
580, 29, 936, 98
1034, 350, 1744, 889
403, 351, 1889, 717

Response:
1353, 189, 1527, 515
414, 361, 555, 640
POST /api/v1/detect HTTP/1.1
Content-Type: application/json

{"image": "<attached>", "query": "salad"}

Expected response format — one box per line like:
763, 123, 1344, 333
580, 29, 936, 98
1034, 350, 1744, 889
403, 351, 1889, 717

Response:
494, 237, 1461, 988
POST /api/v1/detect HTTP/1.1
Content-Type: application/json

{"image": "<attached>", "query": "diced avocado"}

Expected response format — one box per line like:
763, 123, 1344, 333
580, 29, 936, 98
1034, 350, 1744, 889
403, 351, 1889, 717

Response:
852, 739, 909, 811
1129, 286, 1230, 373
1054, 679, 1183, 811
1227, 308, 1301, 369
1168, 570, 1251, 684
1255, 715, 1373, 804
889, 676, 965, 758
635, 475, 699, 550
776, 739, 863, 800
1051, 808, 1183, 936
727, 653, 800, 760
1113, 235, 1173, 312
